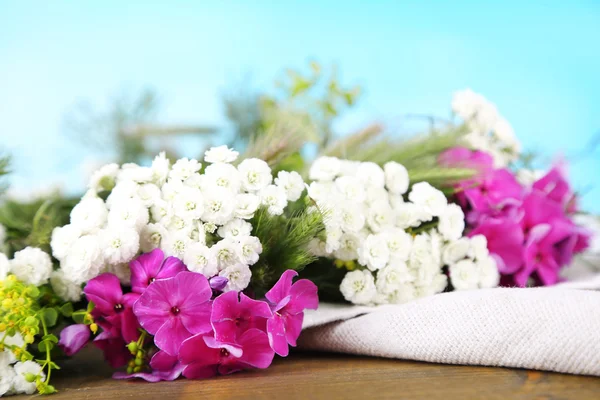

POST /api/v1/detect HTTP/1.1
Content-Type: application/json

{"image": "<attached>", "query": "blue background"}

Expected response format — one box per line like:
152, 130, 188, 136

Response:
1, 1, 599, 211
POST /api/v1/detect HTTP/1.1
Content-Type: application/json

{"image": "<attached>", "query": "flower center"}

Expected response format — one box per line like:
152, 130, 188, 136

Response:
114, 303, 124, 313
170, 306, 180, 315
148, 277, 156, 285
220, 348, 229, 357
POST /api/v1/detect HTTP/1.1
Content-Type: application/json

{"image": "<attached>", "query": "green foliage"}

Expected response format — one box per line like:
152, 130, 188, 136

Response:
249, 201, 326, 296
0, 155, 9, 194
0, 197, 78, 257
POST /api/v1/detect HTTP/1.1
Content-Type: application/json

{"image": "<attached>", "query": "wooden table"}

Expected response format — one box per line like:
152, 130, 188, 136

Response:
15, 348, 600, 399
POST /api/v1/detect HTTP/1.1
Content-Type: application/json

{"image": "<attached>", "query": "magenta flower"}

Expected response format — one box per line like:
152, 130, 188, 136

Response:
113, 351, 184, 382
439, 147, 494, 175
532, 165, 574, 208
179, 330, 274, 379
130, 249, 187, 294
265, 270, 318, 357
211, 291, 272, 343
84, 273, 140, 343
133, 271, 213, 356
469, 218, 525, 276
58, 324, 90, 356
93, 331, 132, 368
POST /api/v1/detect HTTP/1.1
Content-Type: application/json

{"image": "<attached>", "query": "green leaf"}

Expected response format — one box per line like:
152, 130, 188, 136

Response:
42, 334, 58, 344
40, 308, 58, 327
59, 303, 74, 318
38, 340, 54, 353
87, 301, 95, 312
72, 313, 85, 324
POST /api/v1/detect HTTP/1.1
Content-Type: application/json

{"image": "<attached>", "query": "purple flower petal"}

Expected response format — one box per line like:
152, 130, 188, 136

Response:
284, 313, 303, 347
237, 329, 274, 369
179, 334, 221, 367
266, 315, 288, 357
154, 317, 192, 356
84, 273, 124, 315
58, 324, 90, 356
157, 256, 187, 280
183, 364, 219, 380
112, 371, 163, 383
287, 279, 319, 314
130, 249, 165, 293
265, 270, 297, 305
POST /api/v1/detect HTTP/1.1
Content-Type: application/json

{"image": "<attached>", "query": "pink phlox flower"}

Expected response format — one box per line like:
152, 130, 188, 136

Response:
211, 291, 272, 344
112, 350, 185, 382
265, 270, 318, 357
133, 271, 213, 356
130, 249, 187, 294
179, 329, 274, 379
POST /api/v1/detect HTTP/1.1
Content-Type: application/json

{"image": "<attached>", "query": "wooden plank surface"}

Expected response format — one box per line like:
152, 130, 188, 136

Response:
14, 348, 600, 399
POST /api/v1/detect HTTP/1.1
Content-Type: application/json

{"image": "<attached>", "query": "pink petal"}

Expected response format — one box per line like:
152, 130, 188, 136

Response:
130, 249, 165, 293
150, 351, 184, 381
237, 328, 274, 369
183, 364, 218, 380
211, 291, 240, 343
265, 270, 297, 305
112, 371, 162, 382
84, 273, 124, 314
179, 334, 220, 366
287, 279, 319, 314
93, 332, 130, 368
240, 293, 273, 319
58, 324, 90, 356
177, 272, 212, 334
203, 336, 243, 358
154, 317, 192, 356
266, 315, 288, 357
284, 313, 304, 347
133, 279, 176, 334
157, 256, 187, 280
120, 307, 141, 343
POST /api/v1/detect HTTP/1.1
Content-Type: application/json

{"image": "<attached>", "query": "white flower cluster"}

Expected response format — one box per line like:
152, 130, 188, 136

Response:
307, 157, 499, 305
51, 146, 304, 294
444, 235, 499, 290
0, 333, 45, 396
452, 88, 521, 168
0, 247, 53, 287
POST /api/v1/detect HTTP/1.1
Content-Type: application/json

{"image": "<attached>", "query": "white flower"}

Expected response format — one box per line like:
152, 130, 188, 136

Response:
13, 361, 44, 395
118, 164, 153, 183
438, 204, 465, 241
140, 223, 168, 253
376, 262, 412, 294
450, 259, 480, 290
2, 333, 25, 365
366, 200, 394, 233
137, 183, 161, 207
477, 255, 500, 288
234, 194, 260, 219
218, 219, 252, 240
169, 158, 201, 182
161, 179, 184, 202
308, 238, 329, 257
108, 198, 149, 232
259, 185, 287, 216
309, 156, 341, 182
88, 163, 119, 192
105, 180, 139, 209
364, 186, 389, 205
9, 247, 53, 286
451, 88, 483, 121
0, 363, 15, 396
151, 152, 170, 186
493, 117, 520, 153
204, 222, 217, 234
339, 269, 376, 305
334, 176, 366, 203
202, 186, 235, 225
415, 274, 447, 298
173, 187, 204, 220
334, 232, 362, 261
408, 182, 447, 216
408, 233, 441, 285
212, 239, 241, 271
442, 238, 471, 265
204, 145, 239, 164
395, 202, 432, 228
62, 235, 104, 284
184, 243, 218, 277
50, 224, 82, 261
204, 163, 242, 192
190, 221, 207, 245
161, 231, 191, 258
384, 161, 409, 194
50, 270, 82, 302
335, 201, 365, 233
358, 234, 390, 271
150, 199, 173, 224
383, 228, 413, 261
275, 171, 305, 201
238, 158, 272, 192
389, 194, 404, 209
324, 223, 342, 253
356, 162, 385, 188
70, 196, 108, 234
0, 253, 9, 280
100, 227, 140, 265
106, 262, 131, 286
237, 236, 263, 265
219, 263, 252, 292
184, 173, 203, 190
469, 234, 489, 261
385, 283, 417, 304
